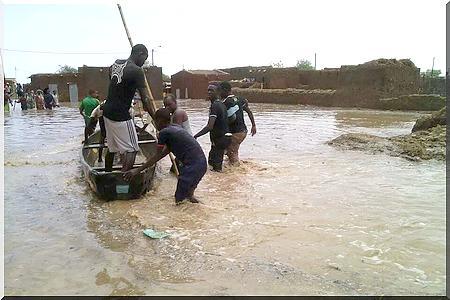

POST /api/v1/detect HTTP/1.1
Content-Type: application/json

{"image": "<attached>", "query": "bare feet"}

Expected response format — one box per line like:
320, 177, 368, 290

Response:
175, 197, 200, 205
188, 196, 199, 203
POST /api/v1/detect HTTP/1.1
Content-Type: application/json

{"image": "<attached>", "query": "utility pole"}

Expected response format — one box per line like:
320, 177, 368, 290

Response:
314, 53, 317, 70
430, 57, 435, 77
151, 45, 161, 66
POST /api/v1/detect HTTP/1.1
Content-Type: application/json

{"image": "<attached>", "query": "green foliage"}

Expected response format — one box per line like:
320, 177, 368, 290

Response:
162, 73, 170, 81
296, 59, 314, 70
421, 69, 442, 78
272, 60, 284, 68
56, 65, 77, 74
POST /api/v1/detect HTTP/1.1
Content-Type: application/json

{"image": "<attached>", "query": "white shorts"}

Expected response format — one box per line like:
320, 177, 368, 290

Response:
103, 117, 139, 154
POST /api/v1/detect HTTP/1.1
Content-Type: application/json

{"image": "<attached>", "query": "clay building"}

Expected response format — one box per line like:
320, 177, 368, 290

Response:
221, 59, 421, 97
171, 69, 230, 99
29, 65, 163, 103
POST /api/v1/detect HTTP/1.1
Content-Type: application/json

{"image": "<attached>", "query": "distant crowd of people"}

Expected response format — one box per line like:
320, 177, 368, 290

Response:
4, 81, 59, 112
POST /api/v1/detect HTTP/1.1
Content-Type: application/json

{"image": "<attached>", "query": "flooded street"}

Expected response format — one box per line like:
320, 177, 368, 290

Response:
4, 101, 445, 296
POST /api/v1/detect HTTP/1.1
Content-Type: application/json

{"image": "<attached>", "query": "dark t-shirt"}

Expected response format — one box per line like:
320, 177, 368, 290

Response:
158, 124, 206, 165
103, 59, 146, 121
43, 93, 54, 106
209, 99, 229, 139
223, 95, 248, 133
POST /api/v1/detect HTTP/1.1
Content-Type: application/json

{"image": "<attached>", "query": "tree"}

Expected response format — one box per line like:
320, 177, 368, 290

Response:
296, 59, 314, 70
421, 69, 442, 78
56, 65, 77, 73
162, 73, 170, 81
272, 60, 284, 68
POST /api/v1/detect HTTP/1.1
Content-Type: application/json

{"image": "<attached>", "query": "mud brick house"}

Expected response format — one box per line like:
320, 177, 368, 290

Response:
171, 69, 230, 99
29, 65, 163, 103
222, 59, 422, 108
221, 59, 420, 95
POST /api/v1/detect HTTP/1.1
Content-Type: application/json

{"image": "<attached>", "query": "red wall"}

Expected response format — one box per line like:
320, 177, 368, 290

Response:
171, 70, 231, 99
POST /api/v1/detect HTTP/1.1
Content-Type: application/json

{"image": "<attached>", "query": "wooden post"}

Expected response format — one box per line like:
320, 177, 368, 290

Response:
117, 4, 179, 176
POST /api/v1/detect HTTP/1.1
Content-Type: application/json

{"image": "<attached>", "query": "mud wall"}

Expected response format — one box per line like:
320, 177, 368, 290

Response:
232, 87, 443, 111
29, 73, 82, 102
223, 59, 421, 104
171, 70, 230, 99
227, 59, 423, 109
29, 66, 163, 102
232, 88, 338, 107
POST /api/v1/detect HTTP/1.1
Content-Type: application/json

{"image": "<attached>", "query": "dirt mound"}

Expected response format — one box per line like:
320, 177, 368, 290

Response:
412, 107, 446, 132
378, 95, 445, 111
328, 125, 445, 161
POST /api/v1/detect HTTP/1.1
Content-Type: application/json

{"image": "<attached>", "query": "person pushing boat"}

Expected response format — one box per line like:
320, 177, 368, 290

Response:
124, 108, 207, 204
102, 44, 153, 172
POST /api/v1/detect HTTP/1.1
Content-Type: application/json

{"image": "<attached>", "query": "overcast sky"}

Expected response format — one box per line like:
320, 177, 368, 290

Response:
1, 0, 447, 83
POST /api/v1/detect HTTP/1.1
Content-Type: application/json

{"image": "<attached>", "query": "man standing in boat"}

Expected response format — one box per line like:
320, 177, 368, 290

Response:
102, 44, 153, 172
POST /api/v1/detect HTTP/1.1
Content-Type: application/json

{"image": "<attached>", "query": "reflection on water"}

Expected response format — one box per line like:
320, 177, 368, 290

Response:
4, 102, 445, 296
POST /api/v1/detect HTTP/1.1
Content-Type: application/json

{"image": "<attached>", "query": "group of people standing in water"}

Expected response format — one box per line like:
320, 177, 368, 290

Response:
4, 82, 59, 112
80, 44, 257, 204
123, 80, 256, 204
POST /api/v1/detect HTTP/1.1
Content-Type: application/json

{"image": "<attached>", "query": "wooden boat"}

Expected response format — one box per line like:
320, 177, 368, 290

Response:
80, 128, 157, 201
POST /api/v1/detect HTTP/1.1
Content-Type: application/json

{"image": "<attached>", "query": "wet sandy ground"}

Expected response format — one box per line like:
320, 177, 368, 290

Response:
4, 101, 445, 295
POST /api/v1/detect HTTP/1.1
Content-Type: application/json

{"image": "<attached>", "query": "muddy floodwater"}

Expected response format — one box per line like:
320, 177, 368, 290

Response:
4, 101, 445, 296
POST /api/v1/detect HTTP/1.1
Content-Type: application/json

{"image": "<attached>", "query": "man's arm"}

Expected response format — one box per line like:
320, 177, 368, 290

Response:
243, 101, 256, 136
134, 68, 154, 118
194, 116, 216, 139
123, 145, 170, 181
136, 87, 154, 118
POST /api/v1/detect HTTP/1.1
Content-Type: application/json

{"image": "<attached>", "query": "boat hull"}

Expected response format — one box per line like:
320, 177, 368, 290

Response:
80, 129, 157, 201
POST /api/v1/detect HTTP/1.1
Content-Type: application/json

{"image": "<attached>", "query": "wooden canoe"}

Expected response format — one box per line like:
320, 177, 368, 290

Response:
80, 129, 157, 200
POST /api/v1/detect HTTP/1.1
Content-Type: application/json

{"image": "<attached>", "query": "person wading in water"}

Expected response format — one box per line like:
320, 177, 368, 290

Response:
43, 88, 54, 110
102, 44, 153, 172
194, 84, 231, 172
218, 81, 257, 166
164, 93, 193, 173
124, 108, 207, 204
163, 93, 192, 135
80, 89, 100, 144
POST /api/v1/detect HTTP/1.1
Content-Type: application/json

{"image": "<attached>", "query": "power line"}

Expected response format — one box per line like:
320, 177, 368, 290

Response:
0, 48, 127, 55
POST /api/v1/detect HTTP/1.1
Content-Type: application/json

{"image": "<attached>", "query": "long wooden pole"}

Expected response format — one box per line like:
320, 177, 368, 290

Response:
117, 4, 179, 176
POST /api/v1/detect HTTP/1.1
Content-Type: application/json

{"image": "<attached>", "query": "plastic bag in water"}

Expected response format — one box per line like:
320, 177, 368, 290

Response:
143, 228, 170, 239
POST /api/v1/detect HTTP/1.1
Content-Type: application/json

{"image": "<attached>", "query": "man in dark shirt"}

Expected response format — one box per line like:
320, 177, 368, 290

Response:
218, 81, 257, 166
102, 44, 153, 172
43, 88, 54, 110
124, 108, 207, 204
194, 83, 231, 172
